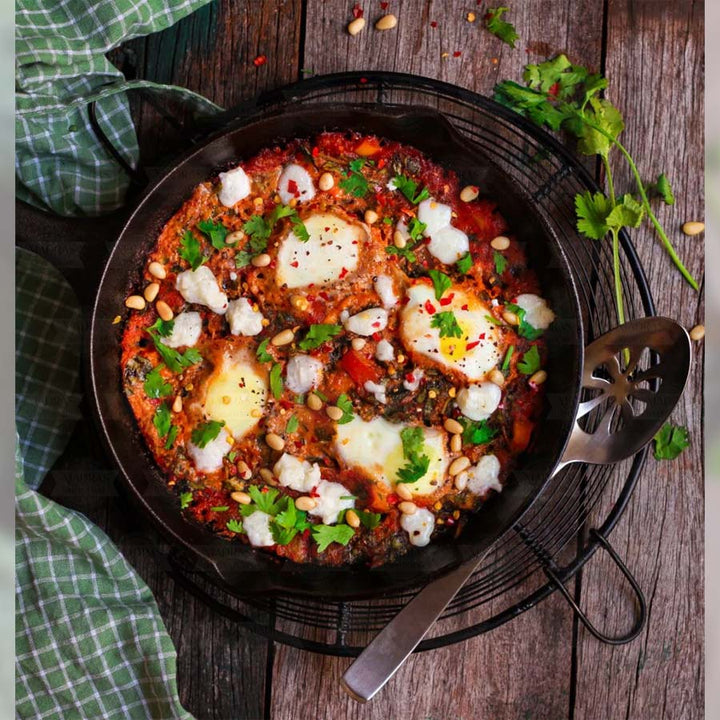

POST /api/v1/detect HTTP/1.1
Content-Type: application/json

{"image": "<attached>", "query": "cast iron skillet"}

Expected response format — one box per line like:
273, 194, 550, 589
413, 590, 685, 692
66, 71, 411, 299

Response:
89, 105, 583, 600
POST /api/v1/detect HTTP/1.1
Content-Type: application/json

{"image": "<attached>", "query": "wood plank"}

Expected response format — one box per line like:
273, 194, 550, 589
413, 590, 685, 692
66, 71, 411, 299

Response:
269, 2, 604, 717
573, 1, 704, 718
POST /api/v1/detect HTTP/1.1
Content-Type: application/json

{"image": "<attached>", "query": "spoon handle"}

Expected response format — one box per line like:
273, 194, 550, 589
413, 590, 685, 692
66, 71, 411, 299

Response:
341, 551, 489, 702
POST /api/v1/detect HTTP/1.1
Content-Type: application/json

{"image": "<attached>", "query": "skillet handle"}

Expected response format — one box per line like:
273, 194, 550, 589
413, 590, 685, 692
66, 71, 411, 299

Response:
553, 317, 691, 475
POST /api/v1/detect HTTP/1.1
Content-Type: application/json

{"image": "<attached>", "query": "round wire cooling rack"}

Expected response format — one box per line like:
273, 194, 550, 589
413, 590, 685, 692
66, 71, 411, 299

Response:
145, 72, 657, 655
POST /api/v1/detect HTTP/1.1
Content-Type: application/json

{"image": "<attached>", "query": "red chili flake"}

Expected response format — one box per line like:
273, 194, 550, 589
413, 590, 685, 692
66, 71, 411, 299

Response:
453, 51, 462, 58
377, 158, 386, 169
466, 340, 480, 350
387, 493, 399, 505
253, 55, 267, 67
261, 487, 269, 493
478, 332, 486, 340
360, 77, 368, 84
372, 331, 382, 342
548, 82, 560, 97
430, 20, 437, 27
380, 1, 388, 8
303, 528, 311, 538
424, 299, 437, 315
371, 322, 381, 329
311, 146, 319, 157
287, 179, 299, 196
310, 486, 320, 497
307, 294, 316, 302
290, 261, 299, 268
339, 266, 349, 279
405, 372, 415, 382
446, 516, 456, 526
352, 3, 363, 18
461, 304, 469, 311
319, 291, 329, 301
439, 293, 455, 306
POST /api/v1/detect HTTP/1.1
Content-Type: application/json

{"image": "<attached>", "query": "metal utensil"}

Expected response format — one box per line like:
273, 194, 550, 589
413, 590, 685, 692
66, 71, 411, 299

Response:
341, 317, 692, 702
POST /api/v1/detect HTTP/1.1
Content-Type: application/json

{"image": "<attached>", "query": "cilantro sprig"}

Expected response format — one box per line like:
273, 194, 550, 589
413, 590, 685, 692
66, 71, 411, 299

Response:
428, 269, 452, 300
298, 324, 342, 351
191, 420, 225, 449
197, 219, 231, 250
179, 231, 207, 270
493, 250, 508, 275
461, 418, 498, 446
311, 523, 355, 552
485, 7, 519, 48
242, 205, 309, 255
392, 175, 430, 204
431, 311, 463, 339
517, 345, 541, 375
339, 158, 370, 197
269, 362, 284, 399
653, 423, 690, 461
335, 393, 354, 424
144, 365, 172, 398
504, 304, 544, 341
396, 427, 431, 484
256, 338, 273, 362
456, 253, 473, 274
146, 319, 203, 373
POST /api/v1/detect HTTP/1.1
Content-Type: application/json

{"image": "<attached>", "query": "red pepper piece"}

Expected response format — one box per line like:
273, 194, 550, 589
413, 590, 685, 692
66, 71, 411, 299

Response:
339, 349, 382, 386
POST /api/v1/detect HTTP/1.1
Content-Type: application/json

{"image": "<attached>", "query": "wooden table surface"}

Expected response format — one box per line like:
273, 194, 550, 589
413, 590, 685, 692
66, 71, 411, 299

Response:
19, 1, 704, 718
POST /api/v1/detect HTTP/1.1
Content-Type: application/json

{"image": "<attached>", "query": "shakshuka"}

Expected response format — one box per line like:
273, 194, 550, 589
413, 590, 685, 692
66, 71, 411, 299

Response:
120, 131, 555, 566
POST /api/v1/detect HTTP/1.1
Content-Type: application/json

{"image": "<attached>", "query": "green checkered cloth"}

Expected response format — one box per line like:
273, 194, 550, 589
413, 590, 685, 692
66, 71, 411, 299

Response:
16, 0, 222, 216
15, 249, 192, 719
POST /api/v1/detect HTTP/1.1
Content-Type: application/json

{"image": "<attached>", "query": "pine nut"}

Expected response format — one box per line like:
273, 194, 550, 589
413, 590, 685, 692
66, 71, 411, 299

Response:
290, 295, 309, 312
530, 370, 547, 385
348, 17, 366, 36
682, 221, 704, 236
503, 311, 519, 326
364, 209, 379, 225
326, 405, 344, 421
467, 11, 476, 22
455, 471, 469, 492
491, 236, 511, 250
318, 172, 334, 190
345, 509, 361, 528
443, 418, 464, 434
265, 433, 285, 451
393, 230, 407, 248
236, 461, 252, 480
250, 408, 262, 418
449, 456, 471, 476
295, 496, 317, 511
144, 283, 160, 302
259, 468, 275, 483
222, 395, 231, 404
488, 369, 505, 386
156, 301, 174, 321
396, 483, 413, 500
172, 395, 182, 413
231, 491, 251, 505
226, 230, 245, 244
398, 501, 417, 515
690, 324, 705, 341
448, 387, 457, 398
375, 13, 397, 30
307, 392, 323, 411
125, 295, 145, 310
460, 185, 479, 202
351, 337, 367, 351
148, 262, 167, 279
252, 253, 271, 267
271, 328, 295, 346
450, 434, 462, 453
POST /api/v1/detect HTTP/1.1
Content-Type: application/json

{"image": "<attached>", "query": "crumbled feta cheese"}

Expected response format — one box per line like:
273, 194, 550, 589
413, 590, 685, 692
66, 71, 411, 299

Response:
400, 508, 435, 547
218, 166, 251, 207
161, 311, 202, 348
273, 453, 322, 493
386, 178, 398, 191
514, 293, 556, 330
278, 164, 315, 205
364, 380, 387, 404
285, 354, 323, 394
375, 339, 395, 363
243, 510, 275, 547
226, 297, 264, 336
456, 382, 502, 422
308, 480, 355, 525
340, 309, 350, 323
418, 198, 452, 236
467, 455, 502, 495
427, 225, 470, 264
374, 274, 398, 308
230, 272, 237, 281
403, 368, 424, 392
176, 266, 229, 314
344, 307, 388, 336
188, 428, 232, 473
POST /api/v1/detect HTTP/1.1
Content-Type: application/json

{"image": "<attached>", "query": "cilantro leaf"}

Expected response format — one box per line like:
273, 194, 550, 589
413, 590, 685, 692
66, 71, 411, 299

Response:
356, 509, 382, 530
335, 393, 354, 424
501, 344, 515, 372
248, 485, 283, 515
311, 523, 355, 552
605, 193, 645, 230
505, 303, 544, 340
298, 323, 342, 351
493, 251, 508, 275
408, 217, 427, 241
517, 345, 541, 375
226, 519, 244, 533
179, 491, 193, 509
164, 425, 179, 450
653, 423, 690, 461
270, 362, 284, 399
397, 454, 430, 484
256, 338, 273, 363
457, 253, 473, 274
392, 175, 430, 204
271, 498, 312, 545
340, 160, 369, 197
431, 311, 463, 338
485, 7, 519, 48
428, 269, 452, 300
461, 418, 498, 445
648, 173, 675, 205
286, 415, 299, 433
291, 214, 310, 242
197, 219, 230, 250
191, 420, 225, 448
179, 231, 207, 270
572, 97, 625, 158
146, 320, 203, 373
243, 215, 272, 254
486, 314, 503, 326
144, 364, 172, 398
235, 250, 253, 268
396, 427, 431, 484
149, 317, 174, 338
211, 505, 229, 512
400, 426, 425, 457
153, 403, 172, 438
575, 191, 613, 240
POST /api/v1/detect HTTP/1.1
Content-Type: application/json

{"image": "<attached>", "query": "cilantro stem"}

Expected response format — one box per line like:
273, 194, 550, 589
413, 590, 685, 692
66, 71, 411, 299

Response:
611, 228, 625, 326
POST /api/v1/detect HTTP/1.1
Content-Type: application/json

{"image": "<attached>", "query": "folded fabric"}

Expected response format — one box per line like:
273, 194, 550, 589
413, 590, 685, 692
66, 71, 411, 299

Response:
16, 0, 221, 216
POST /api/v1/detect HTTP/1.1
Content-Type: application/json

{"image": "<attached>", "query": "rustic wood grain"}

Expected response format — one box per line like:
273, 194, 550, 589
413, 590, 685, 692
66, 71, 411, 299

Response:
572, 2, 704, 719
